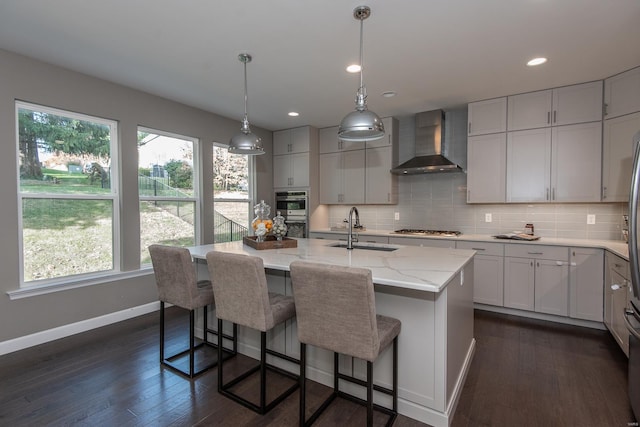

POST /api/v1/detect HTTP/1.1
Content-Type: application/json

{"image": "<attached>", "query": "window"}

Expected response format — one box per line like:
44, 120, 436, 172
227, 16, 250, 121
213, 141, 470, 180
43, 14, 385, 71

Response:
138, 128, 198, 265
213, 145, 251, 243
17, 102, 118, 285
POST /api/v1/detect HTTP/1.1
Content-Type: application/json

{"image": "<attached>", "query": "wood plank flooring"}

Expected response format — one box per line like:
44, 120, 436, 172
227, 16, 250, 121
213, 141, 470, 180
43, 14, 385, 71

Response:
0, 308, 634, 426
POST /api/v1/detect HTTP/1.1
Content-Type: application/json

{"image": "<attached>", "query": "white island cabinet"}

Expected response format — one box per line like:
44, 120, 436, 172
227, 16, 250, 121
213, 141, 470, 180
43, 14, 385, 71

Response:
188, 238, 475, 427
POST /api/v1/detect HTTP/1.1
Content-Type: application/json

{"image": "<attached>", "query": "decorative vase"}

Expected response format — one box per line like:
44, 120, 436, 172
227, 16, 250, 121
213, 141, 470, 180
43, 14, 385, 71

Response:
272, 211, 288, 241
251, 200, 272, 242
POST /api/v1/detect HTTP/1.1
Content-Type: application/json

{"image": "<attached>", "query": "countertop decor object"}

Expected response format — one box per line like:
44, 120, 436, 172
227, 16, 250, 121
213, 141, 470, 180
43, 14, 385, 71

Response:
242, 235, 297, 250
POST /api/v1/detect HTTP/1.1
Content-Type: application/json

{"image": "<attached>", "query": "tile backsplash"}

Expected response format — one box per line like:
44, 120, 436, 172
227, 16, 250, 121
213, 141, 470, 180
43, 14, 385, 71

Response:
327, 172, 628, 241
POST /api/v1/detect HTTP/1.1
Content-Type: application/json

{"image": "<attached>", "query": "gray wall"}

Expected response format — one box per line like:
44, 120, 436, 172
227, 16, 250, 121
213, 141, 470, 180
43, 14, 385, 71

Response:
0, 49, 273, 342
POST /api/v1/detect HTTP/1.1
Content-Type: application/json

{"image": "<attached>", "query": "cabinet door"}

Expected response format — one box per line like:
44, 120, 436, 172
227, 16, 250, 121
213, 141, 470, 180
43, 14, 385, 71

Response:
473, 254, 504, 306
319, 126, 363, 154
508, 89, 552, 131
319, 152, 342, 203
569, 248, 604, 322
504, 257, 535, 311
610, 269, 630, 356
602, 112, 640, 201
289, 152, 309, 187
365, 146, 396, 204
534, 259, 570, 316
506, 128, 552, 202
466, 133, 506, 203
273, 155, 291, 188
552, 81, 603, 126
290, 127, 310, 153
468, 97, 507, 136
605, 66, 640, 119
273, 130, 291, 155
551, 122, 602, 202
365, 117, 394, 149
341, 150, 365, 204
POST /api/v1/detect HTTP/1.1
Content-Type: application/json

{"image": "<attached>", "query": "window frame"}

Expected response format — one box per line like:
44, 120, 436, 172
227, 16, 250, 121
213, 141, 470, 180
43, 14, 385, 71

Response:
16, 101, 120, 287
138, 126, 200, 266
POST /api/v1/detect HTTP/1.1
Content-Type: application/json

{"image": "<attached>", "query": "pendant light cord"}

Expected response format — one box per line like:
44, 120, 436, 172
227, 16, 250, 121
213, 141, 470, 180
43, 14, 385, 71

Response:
359, 14, 365, 93
243, 58, 249, 122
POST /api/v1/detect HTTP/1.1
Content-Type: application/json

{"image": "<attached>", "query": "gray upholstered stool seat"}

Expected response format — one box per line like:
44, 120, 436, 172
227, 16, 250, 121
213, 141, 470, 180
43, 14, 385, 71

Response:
149, 244, 237, 379
206, 251, 300, 415
289, 261, 401, 427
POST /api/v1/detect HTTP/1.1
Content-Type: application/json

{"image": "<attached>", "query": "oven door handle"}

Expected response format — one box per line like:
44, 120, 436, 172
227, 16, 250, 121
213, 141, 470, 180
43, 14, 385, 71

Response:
624, 308, 640, 340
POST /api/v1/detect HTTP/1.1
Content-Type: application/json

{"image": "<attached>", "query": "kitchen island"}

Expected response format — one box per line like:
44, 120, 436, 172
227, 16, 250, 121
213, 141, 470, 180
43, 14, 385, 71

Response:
189, 238, 475, 427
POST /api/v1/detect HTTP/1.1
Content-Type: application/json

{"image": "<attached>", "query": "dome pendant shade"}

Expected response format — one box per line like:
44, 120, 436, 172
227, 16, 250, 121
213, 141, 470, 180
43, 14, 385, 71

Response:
338, 5, 385, 142
229, 53, 264, 155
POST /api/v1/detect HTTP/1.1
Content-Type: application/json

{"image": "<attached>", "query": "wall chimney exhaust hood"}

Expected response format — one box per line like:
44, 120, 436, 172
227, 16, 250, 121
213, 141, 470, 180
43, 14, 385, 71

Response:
390, 110, 463, 175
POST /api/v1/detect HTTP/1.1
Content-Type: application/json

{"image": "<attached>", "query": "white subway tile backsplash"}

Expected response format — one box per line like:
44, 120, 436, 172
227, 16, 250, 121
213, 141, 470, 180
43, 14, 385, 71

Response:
325, 173, 627, 241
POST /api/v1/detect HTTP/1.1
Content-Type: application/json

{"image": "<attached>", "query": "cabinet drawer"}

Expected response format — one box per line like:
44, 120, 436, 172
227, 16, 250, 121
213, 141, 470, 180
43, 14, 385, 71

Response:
388, 236, 455, 248
505, 244, 568, 261
456, 241, 504, 256
608, 254, 630, 279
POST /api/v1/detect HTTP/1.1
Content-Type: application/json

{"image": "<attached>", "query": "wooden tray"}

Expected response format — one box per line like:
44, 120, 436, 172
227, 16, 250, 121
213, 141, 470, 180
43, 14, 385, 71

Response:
243, 235, 297, 250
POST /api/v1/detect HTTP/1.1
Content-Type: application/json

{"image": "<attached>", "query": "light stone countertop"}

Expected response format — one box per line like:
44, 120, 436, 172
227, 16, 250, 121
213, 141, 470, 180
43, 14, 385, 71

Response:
310, 228, 631, 260
188, 238, 475, 293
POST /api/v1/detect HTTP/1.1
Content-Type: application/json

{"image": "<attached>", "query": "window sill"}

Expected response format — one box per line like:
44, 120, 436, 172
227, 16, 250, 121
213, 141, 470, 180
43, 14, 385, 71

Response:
6, 269, 154, 300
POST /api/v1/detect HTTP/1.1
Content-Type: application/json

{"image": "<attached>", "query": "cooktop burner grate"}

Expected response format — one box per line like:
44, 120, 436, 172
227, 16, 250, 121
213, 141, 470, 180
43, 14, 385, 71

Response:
393, 229, 462, 237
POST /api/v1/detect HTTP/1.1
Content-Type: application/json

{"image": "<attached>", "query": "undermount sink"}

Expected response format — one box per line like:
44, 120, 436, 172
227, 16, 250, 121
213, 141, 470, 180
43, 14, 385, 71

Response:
326, 242, 399, 252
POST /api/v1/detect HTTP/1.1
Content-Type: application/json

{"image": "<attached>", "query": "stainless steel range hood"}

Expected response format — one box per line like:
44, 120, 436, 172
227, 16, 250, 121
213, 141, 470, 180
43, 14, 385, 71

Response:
390, 110, 463, 175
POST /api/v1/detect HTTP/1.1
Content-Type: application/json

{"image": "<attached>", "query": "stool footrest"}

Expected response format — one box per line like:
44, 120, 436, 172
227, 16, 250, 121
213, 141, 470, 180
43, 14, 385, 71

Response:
337, 372, 394, 396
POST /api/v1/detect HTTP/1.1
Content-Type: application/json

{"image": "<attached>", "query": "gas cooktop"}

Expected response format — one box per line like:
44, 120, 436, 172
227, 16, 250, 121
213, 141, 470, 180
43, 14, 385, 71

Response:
393, 229, 462, 237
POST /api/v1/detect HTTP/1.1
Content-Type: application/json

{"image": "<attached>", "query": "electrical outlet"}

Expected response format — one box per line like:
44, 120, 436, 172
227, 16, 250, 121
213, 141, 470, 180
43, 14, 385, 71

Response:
394, 212, 400, 221
485, 213, 492, 223
587, 214, 596, 225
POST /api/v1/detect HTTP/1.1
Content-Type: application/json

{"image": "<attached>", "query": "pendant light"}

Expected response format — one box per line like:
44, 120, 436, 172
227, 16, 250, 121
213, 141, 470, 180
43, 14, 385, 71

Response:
338, 5, 385, 142
229, 53, 264, 155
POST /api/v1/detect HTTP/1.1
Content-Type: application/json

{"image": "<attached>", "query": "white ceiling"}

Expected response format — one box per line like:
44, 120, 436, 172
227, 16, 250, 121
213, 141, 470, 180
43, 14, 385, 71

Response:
1, 0, 639, 132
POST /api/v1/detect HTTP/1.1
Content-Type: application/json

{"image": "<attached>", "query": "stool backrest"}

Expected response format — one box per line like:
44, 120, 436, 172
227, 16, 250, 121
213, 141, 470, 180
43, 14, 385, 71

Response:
149, 244, 203, 310
289, 261, 380, 362
206, 251, 274, 332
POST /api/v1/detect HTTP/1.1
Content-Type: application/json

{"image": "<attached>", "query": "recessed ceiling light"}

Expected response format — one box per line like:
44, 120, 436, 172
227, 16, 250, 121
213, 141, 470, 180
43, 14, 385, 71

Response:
346, 64, 361, 73
288, 111, 299, 117
527, 57, 547, 67
382, 91, 396, 98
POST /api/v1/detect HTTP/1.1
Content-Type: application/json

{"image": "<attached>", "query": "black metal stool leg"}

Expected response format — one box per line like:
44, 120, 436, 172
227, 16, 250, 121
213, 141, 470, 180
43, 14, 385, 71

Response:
367, 361, 373, 427
299, 342, 306, 427
189, 309, 195, 378
218, 318, 224, 392
159, 301, 165, 363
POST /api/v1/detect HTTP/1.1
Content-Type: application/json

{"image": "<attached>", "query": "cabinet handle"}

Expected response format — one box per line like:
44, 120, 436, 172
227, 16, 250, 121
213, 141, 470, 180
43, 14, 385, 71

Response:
614, 263, 623, 268
547, 111, 551, 124
387, 193, 390, 202
546, 188, 550, 200
528, 252, 544, 255
552, 187, 556, 200
553, 110, 557, 124
612, 283, 627, 290
471, 248, 486, 251
602, 186, 607, 199
530, 261, 534, 267
468, 122, 471, 134
604, 103, 608, 116
537, 262, 540, 267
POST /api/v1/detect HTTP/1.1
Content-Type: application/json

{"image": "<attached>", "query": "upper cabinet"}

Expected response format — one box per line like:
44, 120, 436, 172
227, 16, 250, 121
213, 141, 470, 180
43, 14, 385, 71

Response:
273, 127, 311, 155
318, 126, 364, 154
467, 133, 506, 203
507, 81, 603, 131
273, 126, 318, 189
604, 66, 640, 119
602, 111, 640, 201
467, 97, 507, 136
319, 117, 398, 205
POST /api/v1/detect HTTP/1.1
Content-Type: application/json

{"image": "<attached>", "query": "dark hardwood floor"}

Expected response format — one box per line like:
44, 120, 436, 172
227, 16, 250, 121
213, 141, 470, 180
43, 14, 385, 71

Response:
0, 308, 634, 426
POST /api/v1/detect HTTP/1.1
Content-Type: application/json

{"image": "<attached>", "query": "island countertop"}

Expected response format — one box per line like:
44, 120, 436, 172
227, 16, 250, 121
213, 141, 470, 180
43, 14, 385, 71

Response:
188, 238, 475, 293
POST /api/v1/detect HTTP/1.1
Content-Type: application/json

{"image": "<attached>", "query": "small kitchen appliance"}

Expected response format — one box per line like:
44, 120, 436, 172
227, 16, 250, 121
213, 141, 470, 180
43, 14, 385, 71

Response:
275, 190, 308, 238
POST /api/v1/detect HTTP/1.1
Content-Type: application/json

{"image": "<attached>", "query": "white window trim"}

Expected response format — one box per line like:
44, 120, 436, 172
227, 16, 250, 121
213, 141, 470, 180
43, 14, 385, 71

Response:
16, 101, 120, 288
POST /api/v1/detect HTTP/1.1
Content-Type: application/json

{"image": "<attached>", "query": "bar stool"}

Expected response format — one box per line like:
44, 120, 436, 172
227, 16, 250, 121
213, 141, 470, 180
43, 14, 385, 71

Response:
206, 251, 300, 414
289, 261, 401, 427
149, 244, 237, 379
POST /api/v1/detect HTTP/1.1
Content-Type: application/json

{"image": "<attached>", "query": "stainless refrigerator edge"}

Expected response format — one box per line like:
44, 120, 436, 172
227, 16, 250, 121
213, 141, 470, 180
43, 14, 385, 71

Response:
625, 130, 640, 420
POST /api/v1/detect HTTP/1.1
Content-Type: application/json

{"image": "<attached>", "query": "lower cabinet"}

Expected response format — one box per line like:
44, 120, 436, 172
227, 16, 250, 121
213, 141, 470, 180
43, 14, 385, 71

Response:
605, 252, 631, 356
456, 241, 504, 306
569, 248, 604, 321
504, 244, 569, 316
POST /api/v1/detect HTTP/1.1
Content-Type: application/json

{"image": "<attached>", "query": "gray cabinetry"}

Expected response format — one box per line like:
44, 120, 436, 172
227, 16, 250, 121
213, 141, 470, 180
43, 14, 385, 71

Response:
273, 126, 317, 189
569, 248, 604, 322
504, 244, 569, 315
604, 252, 631, 356
467, 97, 507, 136
456, 241, 504, 306
604, 66, 640, 119
466, 133, 506, 203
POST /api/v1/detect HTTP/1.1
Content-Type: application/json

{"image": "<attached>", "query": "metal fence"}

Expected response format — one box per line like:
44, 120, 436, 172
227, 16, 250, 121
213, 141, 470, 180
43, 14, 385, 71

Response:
214, 210, 248, 243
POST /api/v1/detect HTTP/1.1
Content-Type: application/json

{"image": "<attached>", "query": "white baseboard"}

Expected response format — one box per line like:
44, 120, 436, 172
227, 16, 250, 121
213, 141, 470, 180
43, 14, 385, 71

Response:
0, 301, 161, 356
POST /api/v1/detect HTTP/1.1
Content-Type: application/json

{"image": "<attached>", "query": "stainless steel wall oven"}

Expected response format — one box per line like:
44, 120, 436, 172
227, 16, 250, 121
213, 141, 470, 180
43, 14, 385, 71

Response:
275, 190, 308, 238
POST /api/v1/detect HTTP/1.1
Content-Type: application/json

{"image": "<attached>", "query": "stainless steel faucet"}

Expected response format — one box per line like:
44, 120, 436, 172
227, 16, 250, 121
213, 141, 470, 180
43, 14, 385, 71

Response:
347, 206, 362, 250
